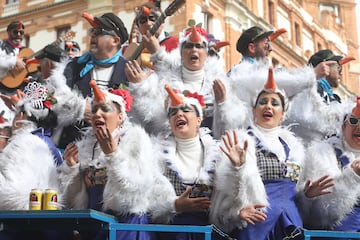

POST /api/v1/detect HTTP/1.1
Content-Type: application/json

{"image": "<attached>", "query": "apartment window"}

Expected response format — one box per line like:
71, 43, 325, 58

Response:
319, 3, 341, 25
317, 42, 322, 51
6, 0, 18, 3
295, 23, 301, 46
268, 1, 275, 25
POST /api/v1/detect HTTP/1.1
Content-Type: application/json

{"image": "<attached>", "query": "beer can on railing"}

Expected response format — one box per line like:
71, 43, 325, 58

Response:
43, 189, 58, 210
29, 189, 43, 210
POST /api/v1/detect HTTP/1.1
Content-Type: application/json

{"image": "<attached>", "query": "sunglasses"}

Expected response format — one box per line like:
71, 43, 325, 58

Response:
182, 42, 206, 49
89, 28, 116, 37
12, 30, 24, 35
137, 15, 157, 25
346, 115, 360, 126
66, 47, 80, 53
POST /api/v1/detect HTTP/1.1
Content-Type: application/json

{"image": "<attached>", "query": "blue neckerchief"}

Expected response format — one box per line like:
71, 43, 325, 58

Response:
334, 147, 350, 168
318, 77, 334, 97
242, 56, 255, 64
77, 50, 123, 77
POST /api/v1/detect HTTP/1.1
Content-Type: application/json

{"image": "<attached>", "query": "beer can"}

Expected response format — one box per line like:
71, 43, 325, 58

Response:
29, 189, 43, 210
43, 189, 58, 210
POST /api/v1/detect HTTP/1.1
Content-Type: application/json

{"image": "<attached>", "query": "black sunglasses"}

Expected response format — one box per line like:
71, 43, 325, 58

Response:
182, 42, 206, 49
89, 28, 116, 37
346, 115, 360, 126
138, 15, 157, 25
12, 29, 24, 35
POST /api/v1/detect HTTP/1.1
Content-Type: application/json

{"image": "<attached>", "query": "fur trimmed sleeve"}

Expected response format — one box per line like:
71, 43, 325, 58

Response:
58, 162, 89, 210
210, 129, 268, 232
147, 136, 178, 224
296, 140, 360, 229
128, 72, 170, 135
102, 124, 159, 215
212, 90, 251, 139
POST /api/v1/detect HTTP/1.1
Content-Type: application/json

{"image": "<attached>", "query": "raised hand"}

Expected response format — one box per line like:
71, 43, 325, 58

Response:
125, 60, 153, 83
213, 79, 226, 104
351, 159, 360, 176
220, 130, 248, 167
175, 187, 211, 213
304, 175, 334, 198
95, 127, 120, 155
63, 143, 79, 167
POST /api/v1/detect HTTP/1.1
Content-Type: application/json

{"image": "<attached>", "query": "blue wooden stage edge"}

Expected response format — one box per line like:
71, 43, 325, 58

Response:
303, 229, 360, 239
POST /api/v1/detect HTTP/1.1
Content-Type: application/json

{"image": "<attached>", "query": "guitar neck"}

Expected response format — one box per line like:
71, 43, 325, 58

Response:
128, 13, 167, 61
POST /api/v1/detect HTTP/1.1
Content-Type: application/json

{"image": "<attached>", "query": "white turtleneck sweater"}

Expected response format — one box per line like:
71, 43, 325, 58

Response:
343, 139, 360, 160
175, 135, 204, 183
182, 66, 204, 93
256, 125, 286, 162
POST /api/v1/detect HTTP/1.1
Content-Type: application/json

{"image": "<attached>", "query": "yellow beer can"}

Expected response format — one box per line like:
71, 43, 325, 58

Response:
43, 189, 58, 210
29, 189, 43, 210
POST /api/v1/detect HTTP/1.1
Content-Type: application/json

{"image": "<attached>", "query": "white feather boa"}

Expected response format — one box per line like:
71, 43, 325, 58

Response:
0, 131, 60, 210
59, 123, 162, 216
297, 137, 360, 229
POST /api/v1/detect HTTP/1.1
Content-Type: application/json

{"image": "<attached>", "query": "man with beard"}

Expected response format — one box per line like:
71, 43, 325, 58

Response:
0, 21, 27, 94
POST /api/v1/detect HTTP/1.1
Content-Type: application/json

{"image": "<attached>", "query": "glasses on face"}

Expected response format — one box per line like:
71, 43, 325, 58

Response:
137, 15, 157, 25
330, 63, 342, 72
168, 105, 195, 117
12, 30, 24, 35
66, 48, 80, 53
345, 115, 360, 126
89, 28, 116, 37
182, 42, 206, 49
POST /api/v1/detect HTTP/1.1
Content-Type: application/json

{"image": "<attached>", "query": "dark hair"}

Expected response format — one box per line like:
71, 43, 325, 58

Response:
28, 109, 58, 130
254, 90, 285, 109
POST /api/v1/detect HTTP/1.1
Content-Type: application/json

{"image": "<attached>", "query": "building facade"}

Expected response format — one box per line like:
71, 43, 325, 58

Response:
1, 0, 359, 96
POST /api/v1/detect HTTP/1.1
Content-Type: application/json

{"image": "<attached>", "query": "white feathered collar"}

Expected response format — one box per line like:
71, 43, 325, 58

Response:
248, 123, 305, 166
159, 128, 219, 184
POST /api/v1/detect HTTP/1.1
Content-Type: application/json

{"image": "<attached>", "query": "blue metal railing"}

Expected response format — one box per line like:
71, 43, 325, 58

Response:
109, 223, 213, 240
303, 230, 360, 239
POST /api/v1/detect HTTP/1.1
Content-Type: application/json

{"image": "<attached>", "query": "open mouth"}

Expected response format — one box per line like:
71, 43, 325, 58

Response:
190, 55, 199, 61
94, 120, 105, 128
263, 112, 273, 118
176, 119, 187, 127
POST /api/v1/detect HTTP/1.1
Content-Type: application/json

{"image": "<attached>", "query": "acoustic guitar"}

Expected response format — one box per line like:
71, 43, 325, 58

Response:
1, 31, 75, 89
123, 0, 185, 66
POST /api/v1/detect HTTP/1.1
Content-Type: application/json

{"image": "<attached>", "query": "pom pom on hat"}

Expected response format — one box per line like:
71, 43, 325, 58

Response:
352, 97, 360, 117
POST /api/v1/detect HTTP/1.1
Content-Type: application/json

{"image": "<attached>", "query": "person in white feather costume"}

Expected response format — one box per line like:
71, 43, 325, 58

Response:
296, 97, 360, 235
148, 84, 222, 240
126, 24, 237, 136
59, 80, 167, 240
210, 67, 332, 240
